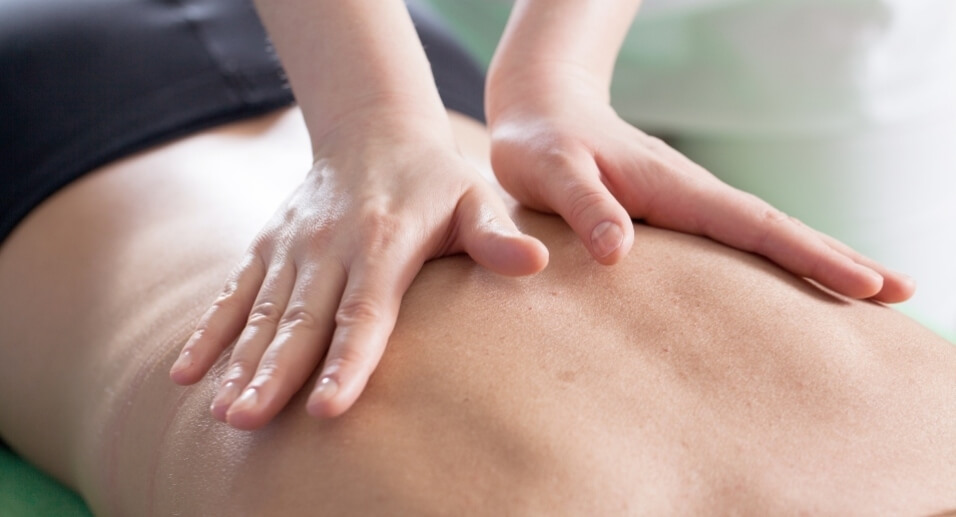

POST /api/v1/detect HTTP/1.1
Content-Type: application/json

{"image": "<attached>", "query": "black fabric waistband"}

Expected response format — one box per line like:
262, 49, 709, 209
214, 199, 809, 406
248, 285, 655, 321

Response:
0, 0, 486, 244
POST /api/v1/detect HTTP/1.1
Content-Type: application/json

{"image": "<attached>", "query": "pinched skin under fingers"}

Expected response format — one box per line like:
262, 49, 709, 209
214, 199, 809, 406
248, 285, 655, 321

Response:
489, 103, 913, 305
170, 141, 548, 429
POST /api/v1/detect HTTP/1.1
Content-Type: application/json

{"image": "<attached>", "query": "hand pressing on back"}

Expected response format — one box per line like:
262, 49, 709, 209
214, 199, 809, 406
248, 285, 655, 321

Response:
168, 0, 550, 429
485, 0, 914, 303
487, 80, 913, 302
169, 112, 547, 429
169, 0, 915, 430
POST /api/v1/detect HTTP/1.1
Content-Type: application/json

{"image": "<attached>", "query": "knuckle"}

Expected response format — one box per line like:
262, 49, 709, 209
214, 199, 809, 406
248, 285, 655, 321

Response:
206, 292, 238, 318
362, 208, 400, 235
565, 186, 610, 223
758, 205, 790, 227
225, 358, 257, 381
247, 301, 283, 327
295, 218, 335, 248
198, 280, 244, 326
358, 213, 406, 254
309, 227, 336, 249
787, 214, 808, 229
642, 135, 674, 155
335, 296, 383, 327
253, 361, 281, 381
750, 205, 792, 251
640, 154, 679, 182
241, 249, 266, 271
217, 278, 240, 300
278, 306, 320, 333
324, 348, 371, 376
188, 322, 212, 344
250, 233, 277, 257
538, 141, 584, 172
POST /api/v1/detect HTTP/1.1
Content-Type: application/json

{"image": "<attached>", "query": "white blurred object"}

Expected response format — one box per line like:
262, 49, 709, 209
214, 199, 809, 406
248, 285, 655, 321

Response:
613, 0, 956, 335
613, 0, 956, 135
636, 0, 749, 17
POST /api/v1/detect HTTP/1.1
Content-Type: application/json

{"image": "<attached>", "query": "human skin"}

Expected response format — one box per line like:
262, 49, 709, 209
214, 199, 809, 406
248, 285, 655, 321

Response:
484, 0, 911, 302
0, 109, 953, 515
171, 0, 916, 430
169, 0, 549, 426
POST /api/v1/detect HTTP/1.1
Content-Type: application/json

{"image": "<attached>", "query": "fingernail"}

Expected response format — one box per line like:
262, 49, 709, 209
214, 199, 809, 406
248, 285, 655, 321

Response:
170, 349, 193, 374
310, 377, 339, 407
591, 221, 624, 259
211, 381, 242, 415
229, 388, 259, 414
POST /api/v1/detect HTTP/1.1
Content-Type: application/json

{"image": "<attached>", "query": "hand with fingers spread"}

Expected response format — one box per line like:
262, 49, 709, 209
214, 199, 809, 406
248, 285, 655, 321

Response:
169, 114, 546, 429
167, 0, 548, 428
485, 0, 915, 303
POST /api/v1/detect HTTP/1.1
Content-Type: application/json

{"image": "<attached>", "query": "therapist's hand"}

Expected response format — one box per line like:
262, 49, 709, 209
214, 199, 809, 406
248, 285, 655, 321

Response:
169, 111, 548, 429
486, 71, 914, 303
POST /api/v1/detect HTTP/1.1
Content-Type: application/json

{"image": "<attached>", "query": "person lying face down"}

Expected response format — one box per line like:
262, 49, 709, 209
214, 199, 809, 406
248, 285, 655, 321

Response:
168, 0, 915, 428
0, 0, 943, 513
0, 108, 952, 515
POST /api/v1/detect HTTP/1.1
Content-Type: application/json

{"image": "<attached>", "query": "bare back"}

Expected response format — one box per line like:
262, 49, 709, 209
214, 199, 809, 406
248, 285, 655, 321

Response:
0, 109, 953, 516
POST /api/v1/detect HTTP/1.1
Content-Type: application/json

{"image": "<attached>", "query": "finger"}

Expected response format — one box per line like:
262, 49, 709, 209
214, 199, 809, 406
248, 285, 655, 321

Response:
455, 185, 549, 276
534, 149, 634, 264
693, 187, 884, 299
306, 248, 418, 418
652, 138, 912, 301
808, 227, 915, 303
208, 263, 296, 422
224, 261, 346, 430
170, 253, 265, 385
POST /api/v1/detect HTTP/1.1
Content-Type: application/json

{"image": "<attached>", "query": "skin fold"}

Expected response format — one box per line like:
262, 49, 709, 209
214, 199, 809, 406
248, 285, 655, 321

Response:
0, 109, 952, 515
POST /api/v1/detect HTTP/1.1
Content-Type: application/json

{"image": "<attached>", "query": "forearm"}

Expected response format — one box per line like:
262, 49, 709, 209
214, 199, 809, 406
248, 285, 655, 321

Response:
252, 0, 450, 151
487, 0, 642, 114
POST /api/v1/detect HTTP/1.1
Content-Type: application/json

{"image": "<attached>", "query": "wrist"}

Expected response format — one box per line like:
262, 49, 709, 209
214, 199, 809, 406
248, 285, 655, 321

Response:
309, 104, 456, 167
485, 60, 610, 127
307, 94, 453, 159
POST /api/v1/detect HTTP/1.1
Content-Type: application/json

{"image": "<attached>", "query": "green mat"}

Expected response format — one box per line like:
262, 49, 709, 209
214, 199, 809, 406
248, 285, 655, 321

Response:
0, 446, 92, 516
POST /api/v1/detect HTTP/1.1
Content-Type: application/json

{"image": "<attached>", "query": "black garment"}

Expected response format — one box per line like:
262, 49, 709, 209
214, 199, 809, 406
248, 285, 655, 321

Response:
0, 0, 486, 244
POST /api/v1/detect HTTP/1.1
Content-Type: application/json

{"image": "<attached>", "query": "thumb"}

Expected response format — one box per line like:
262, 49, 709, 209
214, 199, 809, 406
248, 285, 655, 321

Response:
534, 151, 634, 265
455, 186, 549, 276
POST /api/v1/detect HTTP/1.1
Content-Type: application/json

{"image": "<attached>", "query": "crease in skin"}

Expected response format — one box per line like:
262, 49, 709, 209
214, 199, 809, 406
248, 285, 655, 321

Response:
145, 361, 198, 517
111, 313, 245, 517
96, 315, 199, 517
84, 260, 225, 513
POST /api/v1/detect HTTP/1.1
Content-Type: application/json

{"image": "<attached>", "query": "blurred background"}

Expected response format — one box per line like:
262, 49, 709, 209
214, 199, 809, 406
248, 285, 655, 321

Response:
424, 0, 956, 338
